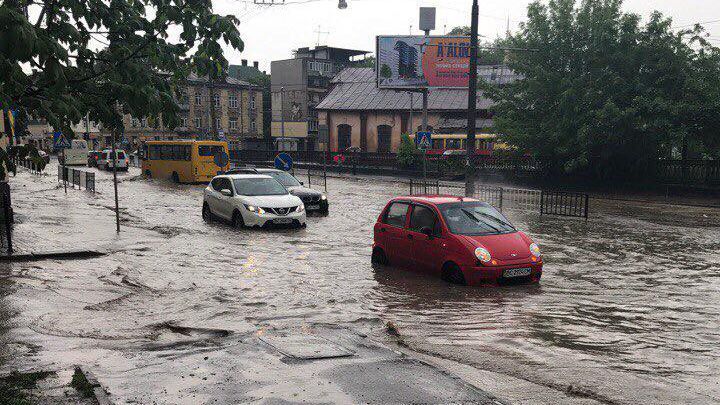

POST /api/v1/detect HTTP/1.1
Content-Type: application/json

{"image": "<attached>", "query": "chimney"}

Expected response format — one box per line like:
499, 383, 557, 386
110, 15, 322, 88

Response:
253, 61, 259, 69
241, 59, 248, 66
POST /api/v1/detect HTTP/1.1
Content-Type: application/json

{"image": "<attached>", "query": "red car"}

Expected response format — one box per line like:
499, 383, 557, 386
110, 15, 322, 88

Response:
372, 195, 543, 286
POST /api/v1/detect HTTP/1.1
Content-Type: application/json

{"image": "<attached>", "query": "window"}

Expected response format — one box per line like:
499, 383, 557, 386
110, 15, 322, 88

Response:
198, 145, 224, 157
250, 93, 256, 110
337, 124, 352, 151
214, 118, 221, 129
229, 118, 238, 130
432, 139, 444, 149
250, 121, 256, 131
148, 144, 191, 161
384, 202, 409, 228
180, 117, 188, 128
377, 125, 392, 153
211, 178, 223, 191
195, 93, 202, 105
229, 95, 238, 108
194, 117, 201, 128
409, 205, 441, 236
213, 94, 220, 107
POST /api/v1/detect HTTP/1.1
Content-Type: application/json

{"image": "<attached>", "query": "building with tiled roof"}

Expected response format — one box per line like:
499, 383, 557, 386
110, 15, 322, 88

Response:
316, 67, 499, 153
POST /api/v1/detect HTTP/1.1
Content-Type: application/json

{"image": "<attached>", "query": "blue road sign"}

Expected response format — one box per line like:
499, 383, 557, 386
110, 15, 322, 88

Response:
213, 150, 229, 168
274, 152, 293, 171
53, 132, 72, 149
416, 131, 432, 150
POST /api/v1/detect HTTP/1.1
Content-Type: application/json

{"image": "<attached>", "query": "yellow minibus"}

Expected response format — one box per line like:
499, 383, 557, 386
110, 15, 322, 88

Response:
141, 140, 230, 183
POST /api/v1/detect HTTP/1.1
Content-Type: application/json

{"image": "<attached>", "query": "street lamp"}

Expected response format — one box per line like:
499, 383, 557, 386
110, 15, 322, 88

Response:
338, 0, 347, 9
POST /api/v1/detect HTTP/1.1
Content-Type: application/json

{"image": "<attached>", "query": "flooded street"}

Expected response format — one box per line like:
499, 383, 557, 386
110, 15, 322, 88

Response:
2, 162, 720, 404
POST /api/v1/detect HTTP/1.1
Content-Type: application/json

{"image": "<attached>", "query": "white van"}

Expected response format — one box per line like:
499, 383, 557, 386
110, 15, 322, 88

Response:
97, 149, 129, 171
61, 139, 89, 166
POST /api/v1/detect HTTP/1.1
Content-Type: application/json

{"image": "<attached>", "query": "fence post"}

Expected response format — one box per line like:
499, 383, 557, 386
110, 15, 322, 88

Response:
584, 194, 589, 220
410, 178, 413, 195
540, 190, 544, 216
499, 187, 504, 212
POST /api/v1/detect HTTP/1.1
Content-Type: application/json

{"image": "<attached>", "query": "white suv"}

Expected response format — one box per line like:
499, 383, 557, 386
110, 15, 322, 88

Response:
97, 149, 129, 171
202, 174, 306, 228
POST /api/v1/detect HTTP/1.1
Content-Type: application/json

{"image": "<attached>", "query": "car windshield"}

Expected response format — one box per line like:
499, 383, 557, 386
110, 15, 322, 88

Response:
232, 178, 288, 196
439, 202, 516, 236
264, 171, 301, 187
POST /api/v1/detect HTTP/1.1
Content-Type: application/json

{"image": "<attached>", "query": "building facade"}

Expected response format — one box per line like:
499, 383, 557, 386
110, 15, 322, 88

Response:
316, 68, 498, 153
271, 46, 369, 151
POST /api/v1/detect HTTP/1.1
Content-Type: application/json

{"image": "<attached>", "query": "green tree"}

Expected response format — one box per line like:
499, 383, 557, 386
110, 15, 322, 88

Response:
484, 0, 720, 181
448, 26, 471, 36
0, 0, 243, 175
397, 133, 416, 168
357, 55, 375, 68
380, 64, 392, 79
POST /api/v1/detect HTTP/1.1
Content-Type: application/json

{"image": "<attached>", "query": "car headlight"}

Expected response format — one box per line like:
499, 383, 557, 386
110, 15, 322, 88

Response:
244, 204, 265, 215
474, 247, 492, 263
297, 204, 305, 213
529, 243, 541, 257
320, 194, 327, 200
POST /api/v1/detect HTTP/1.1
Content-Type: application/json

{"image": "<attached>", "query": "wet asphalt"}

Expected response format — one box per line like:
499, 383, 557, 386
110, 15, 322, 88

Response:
1, 161, 719, 404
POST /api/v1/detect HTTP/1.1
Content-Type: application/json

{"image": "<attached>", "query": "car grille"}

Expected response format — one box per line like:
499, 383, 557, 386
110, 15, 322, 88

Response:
301, 195, 321, 203
261, 206, 297, 216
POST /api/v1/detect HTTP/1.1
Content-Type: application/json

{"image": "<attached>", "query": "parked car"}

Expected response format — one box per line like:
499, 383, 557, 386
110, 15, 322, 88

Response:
202, 174, 306, 228
372, 195, 543, 286
226, 167, 329, 214
87, 151, 102, 167
97, 149, 129, 171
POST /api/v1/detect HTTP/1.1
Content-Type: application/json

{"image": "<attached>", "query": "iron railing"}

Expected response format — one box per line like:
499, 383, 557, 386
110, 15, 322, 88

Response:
0, 182, 13, 254
540, 190, 589, 219
58, 166, 96, 193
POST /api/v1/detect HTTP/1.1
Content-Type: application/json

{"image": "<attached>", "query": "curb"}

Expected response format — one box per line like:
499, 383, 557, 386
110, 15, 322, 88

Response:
0, 249, 106, 262
76, 366, 112, 405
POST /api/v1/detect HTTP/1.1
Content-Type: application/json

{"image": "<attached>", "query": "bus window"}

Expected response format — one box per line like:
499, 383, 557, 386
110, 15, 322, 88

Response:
199, 145, 224, 157
432, 139, 444, 149
446, 139, 461, 149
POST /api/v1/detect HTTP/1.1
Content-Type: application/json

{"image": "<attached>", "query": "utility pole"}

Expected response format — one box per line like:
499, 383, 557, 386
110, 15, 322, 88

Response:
209, 77, 217, 140
280, 86, 285, 151
465, 0, 479, 197
111, 128, 120, 233
419, 7, 435, 190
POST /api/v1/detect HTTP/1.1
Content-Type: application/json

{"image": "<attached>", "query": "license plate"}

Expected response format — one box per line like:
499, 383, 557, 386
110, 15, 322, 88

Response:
307, 205, 320, 210
503, 268, 532, 278
274, 218, 293, 224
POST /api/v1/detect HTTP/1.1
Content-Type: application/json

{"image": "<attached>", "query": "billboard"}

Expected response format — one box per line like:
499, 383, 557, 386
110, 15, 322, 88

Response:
376, 35, 471, 89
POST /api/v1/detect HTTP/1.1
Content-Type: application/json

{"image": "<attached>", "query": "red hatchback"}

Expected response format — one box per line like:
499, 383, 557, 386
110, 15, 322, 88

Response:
372, 196, 543, 286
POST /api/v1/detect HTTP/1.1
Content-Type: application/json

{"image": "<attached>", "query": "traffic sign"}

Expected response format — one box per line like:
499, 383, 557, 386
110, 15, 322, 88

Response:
53, 132, 72, 149
416, 131, 432, 150
274, 152, 293, 171
213, 150, 229, 168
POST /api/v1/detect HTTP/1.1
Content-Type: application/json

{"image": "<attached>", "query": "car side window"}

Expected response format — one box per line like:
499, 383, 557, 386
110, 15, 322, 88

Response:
384, 202, 409, 228
211, 178, 223, 191
409, 205, 441, 236
219, 178, 233, 194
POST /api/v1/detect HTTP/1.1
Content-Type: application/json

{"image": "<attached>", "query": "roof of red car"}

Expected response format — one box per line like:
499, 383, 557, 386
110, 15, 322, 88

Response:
392, 195, 480, 205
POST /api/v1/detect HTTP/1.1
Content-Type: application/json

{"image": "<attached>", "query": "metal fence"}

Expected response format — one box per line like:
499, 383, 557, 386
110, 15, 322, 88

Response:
58, 166, 96, 192
306, 167, 327, 192
540, 190, 589, 219
407, 180, 589, 219
0, 182, 13, 254
13, 156, 46, 174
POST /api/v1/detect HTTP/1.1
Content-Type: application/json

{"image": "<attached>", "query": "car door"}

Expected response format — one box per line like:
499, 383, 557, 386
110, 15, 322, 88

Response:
407, 204, 445, 275
215, 177, 235, 220
379, 202, 412, 267
206, 178, 223, 217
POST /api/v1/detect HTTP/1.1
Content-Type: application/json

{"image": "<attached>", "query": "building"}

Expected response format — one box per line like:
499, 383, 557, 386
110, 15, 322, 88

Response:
271, 46, 369, 151
316, 67, 499, 153
228, 60, 271, 149
120, 74, 264, 150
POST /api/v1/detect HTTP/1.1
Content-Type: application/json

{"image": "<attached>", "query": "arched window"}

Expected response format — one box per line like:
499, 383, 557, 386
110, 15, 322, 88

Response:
377, 125, 392, 153
337, 124, 352, 151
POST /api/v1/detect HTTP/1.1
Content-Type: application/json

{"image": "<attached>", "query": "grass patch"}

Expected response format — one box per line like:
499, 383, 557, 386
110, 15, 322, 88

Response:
70, 367, 96, 398
0, 370, 54, 405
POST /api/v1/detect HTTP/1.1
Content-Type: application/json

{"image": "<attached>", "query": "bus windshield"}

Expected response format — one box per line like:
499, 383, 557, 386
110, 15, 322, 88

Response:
232, 178, 288, 196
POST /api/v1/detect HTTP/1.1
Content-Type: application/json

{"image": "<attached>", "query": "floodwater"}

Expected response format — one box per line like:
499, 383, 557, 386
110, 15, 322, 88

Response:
2, 163, 719, 404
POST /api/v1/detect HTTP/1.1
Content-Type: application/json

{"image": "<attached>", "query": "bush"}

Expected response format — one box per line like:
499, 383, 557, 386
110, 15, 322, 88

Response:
397, 134, 417, 168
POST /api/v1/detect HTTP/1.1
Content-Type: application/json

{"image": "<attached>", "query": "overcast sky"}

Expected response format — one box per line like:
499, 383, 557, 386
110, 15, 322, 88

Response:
212, 0, 720, 73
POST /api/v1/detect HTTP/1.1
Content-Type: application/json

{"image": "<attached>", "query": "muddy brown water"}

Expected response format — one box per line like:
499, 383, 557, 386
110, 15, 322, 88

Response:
2, 164, 719, 403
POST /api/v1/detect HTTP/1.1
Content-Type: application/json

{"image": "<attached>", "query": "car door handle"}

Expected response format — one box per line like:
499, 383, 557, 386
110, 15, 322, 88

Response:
379, 227, 386, 233
407, 234, 413, 240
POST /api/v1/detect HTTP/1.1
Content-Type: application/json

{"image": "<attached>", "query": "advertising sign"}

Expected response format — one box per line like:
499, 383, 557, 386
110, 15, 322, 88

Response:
376, 35, 471, 89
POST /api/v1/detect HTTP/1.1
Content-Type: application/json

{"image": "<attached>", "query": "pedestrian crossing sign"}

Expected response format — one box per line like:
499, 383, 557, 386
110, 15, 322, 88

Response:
53, 132, 72, 149
416, 131, 432, 150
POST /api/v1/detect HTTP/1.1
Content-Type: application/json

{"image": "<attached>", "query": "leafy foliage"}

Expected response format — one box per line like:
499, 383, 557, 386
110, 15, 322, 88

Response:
1, 0, 243, 135
397, 133, 416, 168
484, 0, 720, 180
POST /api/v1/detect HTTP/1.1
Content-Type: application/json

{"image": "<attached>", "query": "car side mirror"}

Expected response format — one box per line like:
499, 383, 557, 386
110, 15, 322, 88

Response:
420, 226, 434, 238
300, 181, 304, 186
220, 189, 233, 197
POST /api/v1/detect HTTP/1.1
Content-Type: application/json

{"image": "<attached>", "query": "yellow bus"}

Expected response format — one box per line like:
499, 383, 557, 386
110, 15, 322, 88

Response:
408, 133, 506, 155
141, 140, 230, 183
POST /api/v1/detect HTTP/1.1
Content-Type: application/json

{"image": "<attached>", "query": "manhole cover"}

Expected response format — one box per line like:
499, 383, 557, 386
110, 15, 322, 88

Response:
259, 333, 354, 360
